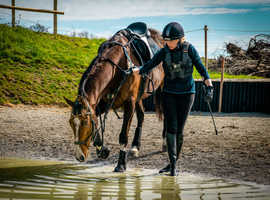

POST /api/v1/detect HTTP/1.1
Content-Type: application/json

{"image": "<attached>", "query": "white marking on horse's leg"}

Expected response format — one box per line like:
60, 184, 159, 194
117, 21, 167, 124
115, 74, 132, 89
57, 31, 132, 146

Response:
130, 146, 139, 157
120, 145, 127, 152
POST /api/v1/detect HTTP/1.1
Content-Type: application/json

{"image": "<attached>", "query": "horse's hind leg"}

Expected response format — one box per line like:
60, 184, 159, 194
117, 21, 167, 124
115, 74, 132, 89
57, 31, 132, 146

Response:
114, 99, 136, 172
130, 100, 144, 157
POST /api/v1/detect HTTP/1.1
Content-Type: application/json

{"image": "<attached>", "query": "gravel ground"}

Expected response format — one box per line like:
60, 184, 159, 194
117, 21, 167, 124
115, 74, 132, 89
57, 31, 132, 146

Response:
0, 105, 270, 185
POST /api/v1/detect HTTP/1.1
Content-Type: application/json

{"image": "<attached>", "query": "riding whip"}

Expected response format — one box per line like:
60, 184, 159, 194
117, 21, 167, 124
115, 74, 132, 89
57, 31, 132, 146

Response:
203, 84, 218, 135
206, 101, 218, 135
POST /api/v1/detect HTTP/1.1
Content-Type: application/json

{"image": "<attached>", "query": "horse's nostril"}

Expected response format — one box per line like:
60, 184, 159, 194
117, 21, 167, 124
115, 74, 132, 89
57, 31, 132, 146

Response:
80, 155, 85, 162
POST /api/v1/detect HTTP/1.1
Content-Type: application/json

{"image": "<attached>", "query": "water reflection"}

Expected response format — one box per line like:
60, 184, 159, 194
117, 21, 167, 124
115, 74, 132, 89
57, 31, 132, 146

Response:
153, 176, 181, 200
0, 160, 270, 200
73, 184, 86, 200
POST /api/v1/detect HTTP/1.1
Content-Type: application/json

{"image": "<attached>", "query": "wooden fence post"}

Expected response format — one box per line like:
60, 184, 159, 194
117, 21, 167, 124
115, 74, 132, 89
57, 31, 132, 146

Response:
218, 56, 225, 112
11, 0, 15, 27
204, 25, 208, 69
0, 1, 63, 34
53, 0, 57, 35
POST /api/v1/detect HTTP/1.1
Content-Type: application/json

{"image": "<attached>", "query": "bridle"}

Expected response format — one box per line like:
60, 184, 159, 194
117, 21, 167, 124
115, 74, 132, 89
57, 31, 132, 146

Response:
71, 97, 97, 146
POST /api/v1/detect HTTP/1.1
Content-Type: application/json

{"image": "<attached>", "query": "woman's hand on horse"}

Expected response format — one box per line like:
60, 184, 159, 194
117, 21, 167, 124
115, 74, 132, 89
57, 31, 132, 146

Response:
125, 66, 141, 75
132, 66, 141, 73
124, 66, 143, 75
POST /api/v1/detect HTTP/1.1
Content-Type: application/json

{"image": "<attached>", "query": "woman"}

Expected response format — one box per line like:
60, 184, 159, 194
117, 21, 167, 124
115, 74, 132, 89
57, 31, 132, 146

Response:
132, 22, 214, 176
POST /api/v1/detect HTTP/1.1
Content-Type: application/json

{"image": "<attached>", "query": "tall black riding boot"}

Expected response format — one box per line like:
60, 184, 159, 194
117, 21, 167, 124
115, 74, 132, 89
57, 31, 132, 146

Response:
159, 163, 170, 173
114, 150, 127, 172
167, 133, 177, 176
176, 133, 183, 161
159, 132, 177, 176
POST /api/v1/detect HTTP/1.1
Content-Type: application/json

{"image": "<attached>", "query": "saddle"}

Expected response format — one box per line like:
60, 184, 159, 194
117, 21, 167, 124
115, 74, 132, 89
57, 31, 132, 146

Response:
126, 22, 160, 65
126, 22, 161, 97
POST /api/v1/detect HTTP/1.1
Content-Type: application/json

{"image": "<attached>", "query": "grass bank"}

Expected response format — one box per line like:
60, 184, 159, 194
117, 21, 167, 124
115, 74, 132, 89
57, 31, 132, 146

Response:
0, 24, 263, 105
0, 24, 105, 105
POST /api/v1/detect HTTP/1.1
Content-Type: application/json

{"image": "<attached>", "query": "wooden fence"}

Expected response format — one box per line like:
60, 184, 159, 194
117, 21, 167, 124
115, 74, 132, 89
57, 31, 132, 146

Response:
143, 80, 270, 113
0, 0, 64, 35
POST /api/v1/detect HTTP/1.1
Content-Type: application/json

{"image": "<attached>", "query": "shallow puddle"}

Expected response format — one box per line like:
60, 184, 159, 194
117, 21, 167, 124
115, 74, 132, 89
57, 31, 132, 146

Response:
0, 158, 269, 200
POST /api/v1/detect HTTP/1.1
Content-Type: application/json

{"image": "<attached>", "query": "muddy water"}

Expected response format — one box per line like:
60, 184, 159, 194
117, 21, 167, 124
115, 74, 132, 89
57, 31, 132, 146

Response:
0, 158, 269, 200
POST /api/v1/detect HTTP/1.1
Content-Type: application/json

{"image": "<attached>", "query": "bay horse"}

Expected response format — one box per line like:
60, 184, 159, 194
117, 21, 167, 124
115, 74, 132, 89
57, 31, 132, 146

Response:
65, 26, 165, 172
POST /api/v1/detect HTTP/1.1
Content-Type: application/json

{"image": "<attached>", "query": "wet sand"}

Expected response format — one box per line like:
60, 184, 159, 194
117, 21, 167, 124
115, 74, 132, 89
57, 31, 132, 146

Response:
0, 105, 269, 185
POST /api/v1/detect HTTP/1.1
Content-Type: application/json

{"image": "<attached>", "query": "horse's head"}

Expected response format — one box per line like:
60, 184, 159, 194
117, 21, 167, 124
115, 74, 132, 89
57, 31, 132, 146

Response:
65, 96, 98, 162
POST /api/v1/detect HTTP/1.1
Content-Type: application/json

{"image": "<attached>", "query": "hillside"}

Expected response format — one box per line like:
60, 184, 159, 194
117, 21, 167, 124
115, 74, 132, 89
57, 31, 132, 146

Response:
0, 24, 105, 105
0, 24, 263, 105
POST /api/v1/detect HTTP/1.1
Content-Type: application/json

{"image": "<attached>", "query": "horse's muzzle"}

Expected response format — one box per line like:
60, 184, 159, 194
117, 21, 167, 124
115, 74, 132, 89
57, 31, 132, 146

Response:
96, 146, 110, 159
76, 155, 85, 162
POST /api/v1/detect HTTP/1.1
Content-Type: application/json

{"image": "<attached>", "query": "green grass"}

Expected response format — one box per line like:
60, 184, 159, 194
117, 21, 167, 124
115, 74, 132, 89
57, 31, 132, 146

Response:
0, 24, 264, 105
0, 24, 105, 105
193, 58, 262, 80
193, 68, 262, 80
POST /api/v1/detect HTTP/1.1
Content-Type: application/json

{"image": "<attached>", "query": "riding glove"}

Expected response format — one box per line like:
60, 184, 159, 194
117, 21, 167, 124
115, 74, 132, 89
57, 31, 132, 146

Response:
204, 85, 214, 103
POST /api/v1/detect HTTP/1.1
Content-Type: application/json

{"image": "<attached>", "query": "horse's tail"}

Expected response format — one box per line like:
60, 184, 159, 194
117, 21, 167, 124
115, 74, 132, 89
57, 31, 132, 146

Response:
154, 86, 163, 121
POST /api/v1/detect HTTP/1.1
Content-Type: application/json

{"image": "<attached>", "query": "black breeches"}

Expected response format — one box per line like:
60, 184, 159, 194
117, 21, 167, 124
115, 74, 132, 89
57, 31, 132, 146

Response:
163, 93, 195, 135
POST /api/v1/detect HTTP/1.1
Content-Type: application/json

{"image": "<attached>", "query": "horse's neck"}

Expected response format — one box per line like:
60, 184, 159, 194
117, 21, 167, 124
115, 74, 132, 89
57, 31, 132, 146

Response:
85, 70, 119, 107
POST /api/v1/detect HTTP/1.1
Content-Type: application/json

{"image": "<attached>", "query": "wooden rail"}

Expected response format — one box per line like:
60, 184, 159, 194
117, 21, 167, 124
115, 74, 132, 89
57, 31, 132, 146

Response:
204, 25, 208, 70
0, 4, 64, 14
218, 56, 225, 112
0, 0, 64, 35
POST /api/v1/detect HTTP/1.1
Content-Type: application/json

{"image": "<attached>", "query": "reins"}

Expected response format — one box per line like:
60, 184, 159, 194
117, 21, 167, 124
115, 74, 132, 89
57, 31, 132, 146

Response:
92, 39, 137, 149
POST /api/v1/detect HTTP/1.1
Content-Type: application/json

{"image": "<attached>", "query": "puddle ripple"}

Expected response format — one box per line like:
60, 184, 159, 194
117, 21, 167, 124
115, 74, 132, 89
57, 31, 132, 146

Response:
0, 160, 269, 200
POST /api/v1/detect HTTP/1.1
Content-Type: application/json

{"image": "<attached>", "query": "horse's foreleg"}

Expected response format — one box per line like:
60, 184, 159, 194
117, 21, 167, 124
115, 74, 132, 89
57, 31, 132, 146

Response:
130, 100, 144, 157
114, 99, 136, 172
93, 130, 110, 159
118, 99, 135, 146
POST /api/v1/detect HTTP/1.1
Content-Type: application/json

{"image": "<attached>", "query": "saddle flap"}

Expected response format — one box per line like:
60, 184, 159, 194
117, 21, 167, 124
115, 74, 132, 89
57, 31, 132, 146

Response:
131, 38, 150, 64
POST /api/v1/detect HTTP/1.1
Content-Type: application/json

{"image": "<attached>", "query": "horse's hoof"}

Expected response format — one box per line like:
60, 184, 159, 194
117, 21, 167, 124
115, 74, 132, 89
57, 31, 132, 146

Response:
114, 150, 127, 172
96, 146, 110, 159
114, 165, 126, 172
130, 146, 139, 157
101, 147, 110, 159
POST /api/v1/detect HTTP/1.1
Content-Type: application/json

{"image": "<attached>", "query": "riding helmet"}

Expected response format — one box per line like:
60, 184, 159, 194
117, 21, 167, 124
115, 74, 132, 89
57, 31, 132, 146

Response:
162, 22, 184, 41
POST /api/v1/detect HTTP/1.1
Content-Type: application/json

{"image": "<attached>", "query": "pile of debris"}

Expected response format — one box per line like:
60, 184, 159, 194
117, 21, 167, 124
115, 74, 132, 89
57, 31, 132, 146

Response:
209, 34, 270, 78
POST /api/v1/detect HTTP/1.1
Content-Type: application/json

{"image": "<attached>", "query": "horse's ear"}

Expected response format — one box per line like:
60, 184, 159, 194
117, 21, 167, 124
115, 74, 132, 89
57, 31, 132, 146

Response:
64, 97, 74, 107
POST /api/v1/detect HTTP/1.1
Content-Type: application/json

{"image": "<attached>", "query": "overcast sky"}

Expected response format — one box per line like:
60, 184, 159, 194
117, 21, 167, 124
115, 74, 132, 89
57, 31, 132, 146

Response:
0, 0, 269, 20
1, 0, 270, 57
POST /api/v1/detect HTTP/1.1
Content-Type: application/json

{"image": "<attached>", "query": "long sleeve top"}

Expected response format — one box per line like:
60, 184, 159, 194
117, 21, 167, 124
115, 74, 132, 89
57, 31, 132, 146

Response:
139, 42, 210, 94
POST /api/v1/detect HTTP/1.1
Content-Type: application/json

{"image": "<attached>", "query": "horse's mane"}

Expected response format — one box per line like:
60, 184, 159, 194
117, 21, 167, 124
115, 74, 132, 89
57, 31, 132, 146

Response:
77, 29, 129, 97
148, 28, 164, 47
78, 56, 97, 97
